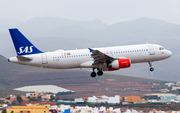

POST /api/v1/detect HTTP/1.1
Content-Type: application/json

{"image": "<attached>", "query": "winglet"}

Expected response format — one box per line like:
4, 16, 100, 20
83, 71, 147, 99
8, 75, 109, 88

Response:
88, 48, 93, 52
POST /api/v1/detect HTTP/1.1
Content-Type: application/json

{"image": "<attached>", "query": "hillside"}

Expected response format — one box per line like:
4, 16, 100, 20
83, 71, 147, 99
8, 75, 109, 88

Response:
0, 55, 167, 98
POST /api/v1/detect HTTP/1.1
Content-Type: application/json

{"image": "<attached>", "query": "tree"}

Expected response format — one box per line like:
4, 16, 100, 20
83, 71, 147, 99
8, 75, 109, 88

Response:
177, 89, 180, 94
50, 95, 55, 101
2, 110, 6, 113
17, 95, 23, 104
11, 111, 14, 113
38, 96, 41, 99
27, 96, 30, 99
55, 96, 59, 100
6, 97, 10, 100
12, 101, 17, 105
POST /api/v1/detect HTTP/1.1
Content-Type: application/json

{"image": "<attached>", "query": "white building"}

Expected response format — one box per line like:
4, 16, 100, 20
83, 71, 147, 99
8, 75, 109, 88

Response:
144, 93, 178, 103
87, 96, 98, 103
113, 108, 121, 113
164, 82, 175, 87
85, 95, 120, 104
74, 98, 84, 102
108, 95, 120, 104
26, 93, 31, 98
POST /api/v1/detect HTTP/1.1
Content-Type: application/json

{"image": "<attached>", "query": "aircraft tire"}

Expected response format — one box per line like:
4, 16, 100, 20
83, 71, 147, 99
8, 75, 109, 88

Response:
91, 72, 96, 78
97, 70, 103, 76
150, 67, 154, 72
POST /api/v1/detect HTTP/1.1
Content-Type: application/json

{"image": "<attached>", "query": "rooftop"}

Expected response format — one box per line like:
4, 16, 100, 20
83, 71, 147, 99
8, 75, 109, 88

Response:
14, 85, 74, 93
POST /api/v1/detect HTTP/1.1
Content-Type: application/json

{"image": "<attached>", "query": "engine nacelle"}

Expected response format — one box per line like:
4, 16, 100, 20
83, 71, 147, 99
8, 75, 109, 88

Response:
108, 68, 120, 71
108, 58, 131, 69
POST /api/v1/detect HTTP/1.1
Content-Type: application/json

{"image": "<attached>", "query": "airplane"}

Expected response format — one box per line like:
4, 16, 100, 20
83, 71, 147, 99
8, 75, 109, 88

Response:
8, 28, 172, 78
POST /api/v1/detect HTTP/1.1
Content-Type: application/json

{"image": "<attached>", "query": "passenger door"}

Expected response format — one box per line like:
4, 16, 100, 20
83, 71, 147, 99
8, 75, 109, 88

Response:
149, 45, 155, 55
42, 54, 48, 64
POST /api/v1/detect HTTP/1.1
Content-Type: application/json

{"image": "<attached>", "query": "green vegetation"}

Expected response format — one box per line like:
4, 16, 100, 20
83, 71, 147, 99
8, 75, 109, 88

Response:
2, 110, 6, 113
27, 96, 41, 102
17, 95, 23, 103
56, 91, 76, 96
177, 89, 180, 94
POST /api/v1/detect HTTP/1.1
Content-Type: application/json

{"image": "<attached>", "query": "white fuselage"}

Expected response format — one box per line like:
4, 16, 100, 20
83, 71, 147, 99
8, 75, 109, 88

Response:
9, 44, 172, 71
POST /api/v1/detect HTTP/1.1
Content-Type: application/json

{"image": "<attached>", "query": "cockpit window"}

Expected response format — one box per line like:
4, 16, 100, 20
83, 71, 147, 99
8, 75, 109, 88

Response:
159, 47, 164, 50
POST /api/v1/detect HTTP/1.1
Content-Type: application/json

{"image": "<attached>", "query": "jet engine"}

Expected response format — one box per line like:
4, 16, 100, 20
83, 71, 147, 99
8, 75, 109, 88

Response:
108, 58, 131, 69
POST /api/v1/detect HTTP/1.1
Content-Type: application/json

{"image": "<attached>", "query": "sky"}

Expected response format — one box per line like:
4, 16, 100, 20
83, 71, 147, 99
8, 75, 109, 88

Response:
0, 0, 180, 24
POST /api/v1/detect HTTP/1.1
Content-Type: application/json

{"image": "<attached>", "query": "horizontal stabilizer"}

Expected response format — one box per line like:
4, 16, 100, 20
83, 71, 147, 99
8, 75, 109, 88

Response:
16, 56, 32, 61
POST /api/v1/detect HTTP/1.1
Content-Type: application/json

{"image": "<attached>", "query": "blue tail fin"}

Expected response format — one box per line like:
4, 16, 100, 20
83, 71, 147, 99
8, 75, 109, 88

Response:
9, 28, 43, 56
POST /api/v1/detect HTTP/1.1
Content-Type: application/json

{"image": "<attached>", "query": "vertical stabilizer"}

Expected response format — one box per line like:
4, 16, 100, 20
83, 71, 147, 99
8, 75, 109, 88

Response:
9, 28, 43, 56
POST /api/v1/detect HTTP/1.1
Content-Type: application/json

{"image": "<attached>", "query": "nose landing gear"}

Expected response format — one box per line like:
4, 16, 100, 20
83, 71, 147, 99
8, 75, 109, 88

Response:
148, 61, 154, 72
150, 67, 154, 72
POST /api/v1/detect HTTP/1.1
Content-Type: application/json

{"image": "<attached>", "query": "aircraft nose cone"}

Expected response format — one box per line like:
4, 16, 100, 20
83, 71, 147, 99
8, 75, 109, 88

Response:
167, 50, 172, 58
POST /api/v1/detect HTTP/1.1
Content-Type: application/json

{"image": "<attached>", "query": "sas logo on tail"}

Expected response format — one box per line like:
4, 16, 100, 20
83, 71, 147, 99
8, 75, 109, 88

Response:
18, 46, 34, 54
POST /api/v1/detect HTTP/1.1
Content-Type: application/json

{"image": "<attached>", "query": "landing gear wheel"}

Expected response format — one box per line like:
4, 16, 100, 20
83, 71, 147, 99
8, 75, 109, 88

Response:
91, 72, 96, 78
97, 70, 103, 76
150, 67, 154, 72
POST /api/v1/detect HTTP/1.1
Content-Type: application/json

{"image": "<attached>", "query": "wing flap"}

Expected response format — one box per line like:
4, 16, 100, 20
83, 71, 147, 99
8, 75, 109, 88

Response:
89, 48, 114, 64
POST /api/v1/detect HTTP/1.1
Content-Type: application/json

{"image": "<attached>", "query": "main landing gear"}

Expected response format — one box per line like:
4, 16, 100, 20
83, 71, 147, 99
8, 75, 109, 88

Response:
148, 61, 154, 72
90, 68, 103, 78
